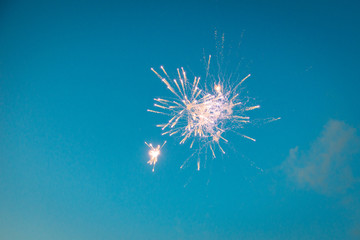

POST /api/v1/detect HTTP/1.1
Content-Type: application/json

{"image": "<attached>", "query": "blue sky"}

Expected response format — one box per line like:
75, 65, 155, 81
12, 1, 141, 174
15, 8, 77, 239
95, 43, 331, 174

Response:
1, 0, 360, 239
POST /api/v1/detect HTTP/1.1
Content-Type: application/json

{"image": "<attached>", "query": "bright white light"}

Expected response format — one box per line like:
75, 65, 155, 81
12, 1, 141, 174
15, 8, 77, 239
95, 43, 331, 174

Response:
145, 141, 166, 172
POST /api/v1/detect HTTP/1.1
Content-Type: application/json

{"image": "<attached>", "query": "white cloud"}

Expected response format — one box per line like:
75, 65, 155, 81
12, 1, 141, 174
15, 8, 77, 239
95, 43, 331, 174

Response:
282, 119, 360, 195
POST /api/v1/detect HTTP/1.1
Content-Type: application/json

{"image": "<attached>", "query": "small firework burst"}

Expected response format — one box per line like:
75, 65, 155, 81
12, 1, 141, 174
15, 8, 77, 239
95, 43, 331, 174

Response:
145, 141, 166, 172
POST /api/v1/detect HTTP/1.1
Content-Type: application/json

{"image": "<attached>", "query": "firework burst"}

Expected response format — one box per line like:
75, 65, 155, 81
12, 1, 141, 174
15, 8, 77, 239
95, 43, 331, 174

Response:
146, 32, 280, 171
148, 55, 267, 169
145, 141, 167, 172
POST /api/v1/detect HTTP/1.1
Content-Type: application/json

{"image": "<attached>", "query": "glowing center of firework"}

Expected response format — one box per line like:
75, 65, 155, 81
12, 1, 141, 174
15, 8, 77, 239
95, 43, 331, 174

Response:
214, 84, 221, 93
149, 148, 160, 158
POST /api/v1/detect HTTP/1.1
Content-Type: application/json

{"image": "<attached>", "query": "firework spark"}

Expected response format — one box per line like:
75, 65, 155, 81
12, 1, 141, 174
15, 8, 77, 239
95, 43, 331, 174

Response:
145, 141, 166, 172
148, 57, 261, 166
